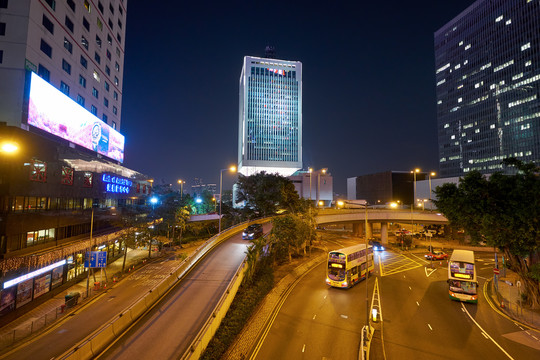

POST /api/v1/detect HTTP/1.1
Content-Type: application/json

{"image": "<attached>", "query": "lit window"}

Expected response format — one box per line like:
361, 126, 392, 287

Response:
521, 43, 531, 51
91, 105, 97, 115
81, 36, 89, 50
93, 70, 100, 82
92, 87, 98, 98
114, 76, 119, 86
451, 135, 455, 139
505, 19, 511, 25
495, 15, 503, 22
84, 0, 90, 12
458, 98, 462, 103
465, 44, 471, 50
475, 129, 480, 134
64, 37, 73, 53
525, 60, 532, 67
459, 41, 463, 46
490, 124, 495, 129
113, 106, 117, 115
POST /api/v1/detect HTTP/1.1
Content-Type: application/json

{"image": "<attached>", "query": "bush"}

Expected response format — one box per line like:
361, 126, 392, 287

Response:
201, 257, 274, 360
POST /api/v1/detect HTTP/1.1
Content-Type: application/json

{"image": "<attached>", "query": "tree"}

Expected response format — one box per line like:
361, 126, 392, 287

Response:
235, 172, 301, 216
244, 236, 266, 283
174, 206, 191, 247
269, 214, 316, 263
434, 159, 540, 307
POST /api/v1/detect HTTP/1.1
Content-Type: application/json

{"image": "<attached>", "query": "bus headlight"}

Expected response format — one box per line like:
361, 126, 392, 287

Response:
342, 282, 347, 287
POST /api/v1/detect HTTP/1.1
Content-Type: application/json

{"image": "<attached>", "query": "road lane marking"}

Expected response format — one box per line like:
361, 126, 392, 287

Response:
424, 267, 437, 277
302, 344, 306, 352
428, 324, 433, 331
313, 314, 316, 320
482, 332, 489, 339
461, 303, 516, 360
409, 286, 412, 290
341, 314, 348, 319
416, 301, 420, 306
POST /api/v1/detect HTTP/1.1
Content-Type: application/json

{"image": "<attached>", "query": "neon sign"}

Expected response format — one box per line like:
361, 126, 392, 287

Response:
102, 174, 132, 194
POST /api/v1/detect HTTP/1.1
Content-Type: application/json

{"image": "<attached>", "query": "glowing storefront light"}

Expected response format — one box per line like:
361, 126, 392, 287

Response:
4, 260, 66, 289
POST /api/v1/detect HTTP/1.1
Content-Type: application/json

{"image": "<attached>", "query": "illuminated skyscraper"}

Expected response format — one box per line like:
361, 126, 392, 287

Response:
435, 0, 539, 177
238, 56, 302, 177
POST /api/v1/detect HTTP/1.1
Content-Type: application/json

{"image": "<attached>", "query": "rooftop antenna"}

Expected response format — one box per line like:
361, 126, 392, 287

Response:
264, 45, 276, 58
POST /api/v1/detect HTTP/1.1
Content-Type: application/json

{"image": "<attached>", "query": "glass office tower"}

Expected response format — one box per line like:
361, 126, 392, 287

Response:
238, 56, 302, 177
435, 0, 539, 177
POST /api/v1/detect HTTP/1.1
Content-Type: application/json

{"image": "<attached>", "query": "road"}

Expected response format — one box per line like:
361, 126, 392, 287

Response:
253, 244, 540, 360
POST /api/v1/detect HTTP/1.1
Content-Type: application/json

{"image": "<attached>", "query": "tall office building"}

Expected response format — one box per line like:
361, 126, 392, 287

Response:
434, 0, 540, 177
238, 55, 302, 177
0, 0, 126, 132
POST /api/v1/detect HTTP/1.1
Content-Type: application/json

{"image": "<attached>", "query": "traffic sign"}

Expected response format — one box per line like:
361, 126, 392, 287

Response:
493, 268, 500, 275
85, 251, 107, 268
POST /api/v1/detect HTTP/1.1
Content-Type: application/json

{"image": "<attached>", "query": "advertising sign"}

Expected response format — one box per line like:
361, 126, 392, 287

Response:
27, 72, 125, 162
51, 266, 64, 289
0, 287, 17, 316
102, 174, 132, 194
16, 278, 33, 308
33, 274, 51, 299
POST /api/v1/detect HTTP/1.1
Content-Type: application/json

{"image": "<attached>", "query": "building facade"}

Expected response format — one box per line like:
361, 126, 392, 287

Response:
0, 0, 126, 132
238, 56, 302, 177
289, 169, 333, 207
435, 0, 540, 177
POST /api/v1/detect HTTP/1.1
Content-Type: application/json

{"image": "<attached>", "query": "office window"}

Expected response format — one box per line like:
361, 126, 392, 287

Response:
83, 17, 90, 31
40, 39, 52, 58
116, 33, 121, 44
109, 3, 114, 14
108, 18, 113, 29
0, 0, 7, 9
94, 52, 101, 64
84, 0, 90, 13
44, 0, 55, 10
103, 97, 109, 107
66, 0, 75, 11
103, 114, 108, 123
107, 34, 112, 45
98, 1, 103, 13
60, 81, 70, 96
81, 36, 89, 50
112, 106, 117, 115
64, 37, 73, 53
80, 55, 88, 69
104, 81, 109, 92
113, 91, 118, 100
0, 50, 3, 64
114, 76, 119, 86
116, 47, 120, 57
105, 65, 110, 76
93, 70, 100, 82
112, 121, 116, 130
79, 75, 86, 88
115, 62, 120, 72
118, 19, 122, 29
0, 22, 5, 36
91, 105, 97, 115
96, 35, 102, 48
65, 16, 74, 33
42, 15, 54, 34
38, 64, 50, 81
92, 87, 98, 98
77, 95, 85, 106
118, 5, 123, 15
97, 18, 103, 31
62, 59, 71, 75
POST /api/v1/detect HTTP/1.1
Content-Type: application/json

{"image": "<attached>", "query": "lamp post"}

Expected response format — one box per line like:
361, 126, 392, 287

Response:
308, 168, 313, 201
219, 166, 236, 233
363, 201, 370, 328
0, 141, 19, 154
411, 168, 420, 205
428, 172, 436, 211
317, 168, 328, 207
177, 179, 184, 200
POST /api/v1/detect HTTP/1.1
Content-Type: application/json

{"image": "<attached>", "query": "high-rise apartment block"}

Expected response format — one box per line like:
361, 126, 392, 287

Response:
434, 0, 539, 177
0, 0, 126, 132
238, 56, 302, 177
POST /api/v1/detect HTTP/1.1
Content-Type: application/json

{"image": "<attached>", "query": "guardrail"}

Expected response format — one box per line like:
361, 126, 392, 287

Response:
57, 218, 270, 360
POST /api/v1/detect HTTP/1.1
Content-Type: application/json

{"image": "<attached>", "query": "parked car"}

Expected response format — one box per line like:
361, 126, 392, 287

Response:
425, 250, 449, 260
242, 224, 263, 240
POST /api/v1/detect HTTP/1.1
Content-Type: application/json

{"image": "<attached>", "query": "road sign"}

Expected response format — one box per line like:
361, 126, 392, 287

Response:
493, 268, 500, 275
85, 251, 107, 268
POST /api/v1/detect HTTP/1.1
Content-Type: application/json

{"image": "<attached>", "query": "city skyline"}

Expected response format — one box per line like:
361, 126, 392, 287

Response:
121, 1, 479, 194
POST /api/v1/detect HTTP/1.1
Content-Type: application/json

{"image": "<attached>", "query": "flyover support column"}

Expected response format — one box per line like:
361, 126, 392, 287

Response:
353, 222, 364, 237
381, 222, 388, 245
366, 223, 373, 239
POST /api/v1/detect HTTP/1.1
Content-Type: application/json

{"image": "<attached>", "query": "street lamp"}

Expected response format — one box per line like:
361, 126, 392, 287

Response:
212, 197, 217, 212
317, 168, 328, 206
0, 141, 19, 154
150, 196, 158, 210
428, 172, 436, 211
219, 165, 236, 233
410, 168, 420, 205
177, 179, 185, 199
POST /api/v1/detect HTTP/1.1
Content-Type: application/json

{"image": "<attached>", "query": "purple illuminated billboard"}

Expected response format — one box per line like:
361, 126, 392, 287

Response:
27, 72, 125, 162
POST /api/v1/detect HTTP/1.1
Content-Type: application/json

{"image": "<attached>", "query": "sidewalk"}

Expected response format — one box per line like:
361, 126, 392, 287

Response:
0, 245, 192, 351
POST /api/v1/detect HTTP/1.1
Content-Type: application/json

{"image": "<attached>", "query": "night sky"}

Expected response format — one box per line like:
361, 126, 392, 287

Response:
120, 1, 476, 195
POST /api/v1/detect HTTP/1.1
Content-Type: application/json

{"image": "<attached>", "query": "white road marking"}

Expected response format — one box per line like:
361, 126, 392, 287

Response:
341, 314, 348, 319
302, 344, 306, 352
324, 295, 327, 299
428, 324, 433, 331
482, 332, 489, 339
461, 303, 515, 359
313, 314, 317, 320
416, 301, 420, 306
409, 286, 412, 290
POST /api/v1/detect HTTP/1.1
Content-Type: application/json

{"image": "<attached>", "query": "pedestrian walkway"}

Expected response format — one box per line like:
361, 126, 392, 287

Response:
0, 244, 198, 351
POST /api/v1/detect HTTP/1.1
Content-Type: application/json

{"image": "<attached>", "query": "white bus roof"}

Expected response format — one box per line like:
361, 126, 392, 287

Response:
449, 249, 475, 263
329, 244, 369, 256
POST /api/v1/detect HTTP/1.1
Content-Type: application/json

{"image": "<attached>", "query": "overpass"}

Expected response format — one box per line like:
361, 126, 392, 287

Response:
315, 208, 448, 244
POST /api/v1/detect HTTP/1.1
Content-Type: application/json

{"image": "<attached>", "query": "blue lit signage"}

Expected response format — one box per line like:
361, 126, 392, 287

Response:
102, 174, 132, 194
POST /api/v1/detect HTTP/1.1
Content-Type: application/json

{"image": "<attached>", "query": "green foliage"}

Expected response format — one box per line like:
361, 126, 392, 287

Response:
200, 257, 274, 360
235, 172, 301, 216
269, 214, 316, 263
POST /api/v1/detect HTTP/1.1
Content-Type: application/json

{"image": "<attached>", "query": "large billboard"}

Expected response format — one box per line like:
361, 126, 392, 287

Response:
27, 72, 125, 162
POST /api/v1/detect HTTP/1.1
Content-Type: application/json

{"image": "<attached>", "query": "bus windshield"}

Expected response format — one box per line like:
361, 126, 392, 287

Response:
449, 279, 477, 295
328, 266, 345, 281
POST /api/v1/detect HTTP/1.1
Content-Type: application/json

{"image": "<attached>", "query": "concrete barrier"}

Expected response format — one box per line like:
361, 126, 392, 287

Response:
144, 290, 159, 308
129, 298, 148, 319
90, 325, 115, 356
112, 312, 133, 336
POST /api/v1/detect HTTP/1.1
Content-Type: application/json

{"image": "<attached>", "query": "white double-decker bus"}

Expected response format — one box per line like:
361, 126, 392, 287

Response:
326, 244, 373, 288
448, 249, 478, 303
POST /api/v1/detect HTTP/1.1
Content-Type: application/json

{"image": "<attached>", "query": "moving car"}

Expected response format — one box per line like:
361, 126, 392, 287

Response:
242, 224, 263, 240
371, 241, 384, 251
425, 250, 449, 260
